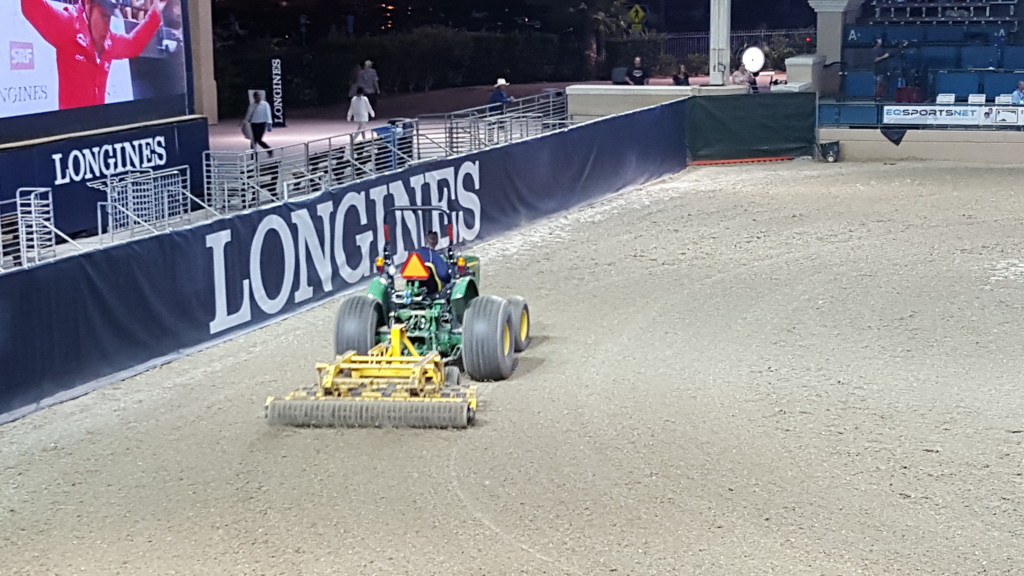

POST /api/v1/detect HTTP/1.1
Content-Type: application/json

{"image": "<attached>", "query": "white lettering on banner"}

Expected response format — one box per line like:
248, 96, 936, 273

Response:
456, 161, 481, 240
206, 161, 484, 335
51, 136, 168, 185
270, 58, 285, 125
292, 201, 334, 302
206, 230, 252, 334
250, 215, 296, 315
334, 191, 374, 284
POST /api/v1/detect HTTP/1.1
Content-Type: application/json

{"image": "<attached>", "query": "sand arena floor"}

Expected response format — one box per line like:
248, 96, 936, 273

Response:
2, 160, 1023, 575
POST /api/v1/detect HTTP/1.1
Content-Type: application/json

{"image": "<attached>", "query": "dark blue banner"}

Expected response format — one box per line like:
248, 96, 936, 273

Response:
0, 100, 687, 422
0, 117, 210, 235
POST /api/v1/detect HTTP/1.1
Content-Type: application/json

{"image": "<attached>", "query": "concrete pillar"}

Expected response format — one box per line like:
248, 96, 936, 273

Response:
709, 0, 732, 86
188, 0, 218, 124
806, 0, 866, 96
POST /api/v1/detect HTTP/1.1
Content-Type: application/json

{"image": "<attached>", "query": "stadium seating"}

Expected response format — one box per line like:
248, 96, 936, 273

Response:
839, 0, 1021, 103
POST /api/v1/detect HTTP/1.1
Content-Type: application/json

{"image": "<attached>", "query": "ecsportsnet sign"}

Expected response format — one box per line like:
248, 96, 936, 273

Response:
883, 106, 981, 125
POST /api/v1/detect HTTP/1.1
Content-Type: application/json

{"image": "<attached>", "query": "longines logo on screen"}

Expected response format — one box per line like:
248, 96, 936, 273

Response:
9, 42, 34, 71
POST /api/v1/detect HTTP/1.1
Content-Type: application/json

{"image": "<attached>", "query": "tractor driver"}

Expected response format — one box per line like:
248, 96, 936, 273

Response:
414, 231, 451, 292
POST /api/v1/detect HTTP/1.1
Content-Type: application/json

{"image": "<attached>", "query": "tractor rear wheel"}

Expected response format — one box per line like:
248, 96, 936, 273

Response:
507, 295, 531, 352
462, 295, 515, 381
334, 296, 383, 356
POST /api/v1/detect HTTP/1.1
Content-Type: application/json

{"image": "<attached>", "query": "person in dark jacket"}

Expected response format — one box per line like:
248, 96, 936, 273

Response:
488, 77, 515, 113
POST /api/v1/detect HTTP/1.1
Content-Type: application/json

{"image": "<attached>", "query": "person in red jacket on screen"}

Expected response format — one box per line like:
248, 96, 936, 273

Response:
21, 0, 167, 110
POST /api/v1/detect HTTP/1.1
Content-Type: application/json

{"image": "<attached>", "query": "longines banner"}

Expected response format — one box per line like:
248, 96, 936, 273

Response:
0, 117, 209, 234
270, 58, 286, 128
0, 100, 689, 423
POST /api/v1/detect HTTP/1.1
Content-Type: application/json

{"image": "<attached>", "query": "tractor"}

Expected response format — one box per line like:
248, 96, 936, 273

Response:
265, 206, 531, 429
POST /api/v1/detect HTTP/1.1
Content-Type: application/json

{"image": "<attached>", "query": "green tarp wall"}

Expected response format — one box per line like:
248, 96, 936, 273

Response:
686, 92, 817, 161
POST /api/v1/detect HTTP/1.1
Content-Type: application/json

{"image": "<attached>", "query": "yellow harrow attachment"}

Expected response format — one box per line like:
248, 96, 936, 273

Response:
265, 323, 477, 429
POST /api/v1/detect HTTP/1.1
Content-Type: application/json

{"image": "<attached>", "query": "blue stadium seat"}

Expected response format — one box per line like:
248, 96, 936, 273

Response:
887, 26, 926, 44
818, 104, 840, 126
838, 104, 879, 126
842, 47, 878, 69
844, 71, 877, 99
1001, 46, 1024, 70
982, 70, 1019, 99
960, 46, 1000, 69
925, 26, 966, 44
921, 46, 959, 69
934, 71, 982, 99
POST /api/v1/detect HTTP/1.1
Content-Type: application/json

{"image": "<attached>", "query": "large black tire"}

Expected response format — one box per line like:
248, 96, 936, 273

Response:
334, 296, 383, 356
462, 295, 515, 382
507, 295, 531, 352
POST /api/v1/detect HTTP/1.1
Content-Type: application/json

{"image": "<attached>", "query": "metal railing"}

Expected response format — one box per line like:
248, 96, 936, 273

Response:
0, 198, 21, 271
0, 188, 85, 270
664, 27, 818, 64
91, 165, 219, 245
204, 90, 571, 217
416, 90, 570, 157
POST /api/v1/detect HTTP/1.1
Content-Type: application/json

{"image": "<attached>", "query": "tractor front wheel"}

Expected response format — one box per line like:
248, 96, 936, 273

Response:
462, 295, 515, 381
334, 296, 384, 356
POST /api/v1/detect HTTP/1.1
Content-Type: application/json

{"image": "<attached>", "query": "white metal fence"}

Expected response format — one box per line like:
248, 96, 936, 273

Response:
664, 27, 817, 65
204, 90, 571, 216
90, 166, 219, 246
1, 89, 571, 273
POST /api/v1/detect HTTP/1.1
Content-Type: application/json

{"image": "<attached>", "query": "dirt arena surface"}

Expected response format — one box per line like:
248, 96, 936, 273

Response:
2, 159, 1023, 575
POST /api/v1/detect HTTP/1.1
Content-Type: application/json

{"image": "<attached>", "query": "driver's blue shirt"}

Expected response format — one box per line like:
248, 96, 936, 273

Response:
414, 247, 451, 285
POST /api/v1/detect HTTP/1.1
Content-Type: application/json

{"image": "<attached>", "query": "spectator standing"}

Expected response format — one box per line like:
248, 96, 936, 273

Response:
626, 56, 648, 85
359, 59, 380, 109
245, 90, 273, 155
1012, 81, 1024, 105
872, 37, 892, 101
347, 86, 375, 135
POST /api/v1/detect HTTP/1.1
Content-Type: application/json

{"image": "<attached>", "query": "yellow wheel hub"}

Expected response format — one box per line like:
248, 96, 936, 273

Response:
519, 310, 529, 341
503, 323, 510, 355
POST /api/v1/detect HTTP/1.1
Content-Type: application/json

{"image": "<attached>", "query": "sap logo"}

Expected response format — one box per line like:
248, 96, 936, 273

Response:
10, 42, 33, 71
205, 161, 484, 334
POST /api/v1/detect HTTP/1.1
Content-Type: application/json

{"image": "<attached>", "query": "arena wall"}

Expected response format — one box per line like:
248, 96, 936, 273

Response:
820, 127, 1024, 164
0, 99, 689, 424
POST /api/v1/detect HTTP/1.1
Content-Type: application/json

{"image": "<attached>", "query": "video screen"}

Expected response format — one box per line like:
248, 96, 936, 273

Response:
1, 0, 191, 144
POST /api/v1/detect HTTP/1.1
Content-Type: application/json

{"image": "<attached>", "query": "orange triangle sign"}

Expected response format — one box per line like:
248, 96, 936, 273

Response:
401, 252, 431, 281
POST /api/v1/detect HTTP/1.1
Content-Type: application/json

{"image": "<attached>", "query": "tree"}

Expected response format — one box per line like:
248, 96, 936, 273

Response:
525, 0, 628, 77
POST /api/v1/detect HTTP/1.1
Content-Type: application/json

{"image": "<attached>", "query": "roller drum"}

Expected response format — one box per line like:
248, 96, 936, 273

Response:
267, 400, 470, 429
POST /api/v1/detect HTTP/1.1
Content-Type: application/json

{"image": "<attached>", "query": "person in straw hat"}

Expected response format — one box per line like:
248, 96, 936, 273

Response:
487, 77, 515, 113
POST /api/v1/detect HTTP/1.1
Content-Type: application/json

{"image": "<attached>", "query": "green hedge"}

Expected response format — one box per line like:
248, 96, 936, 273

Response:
214, 27, 587, 117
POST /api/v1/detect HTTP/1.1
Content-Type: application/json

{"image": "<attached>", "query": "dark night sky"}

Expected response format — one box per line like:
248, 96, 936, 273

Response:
213, 0, 818, 35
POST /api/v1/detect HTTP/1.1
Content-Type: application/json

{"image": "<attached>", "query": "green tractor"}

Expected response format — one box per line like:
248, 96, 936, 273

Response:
333, 206, 531, 381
